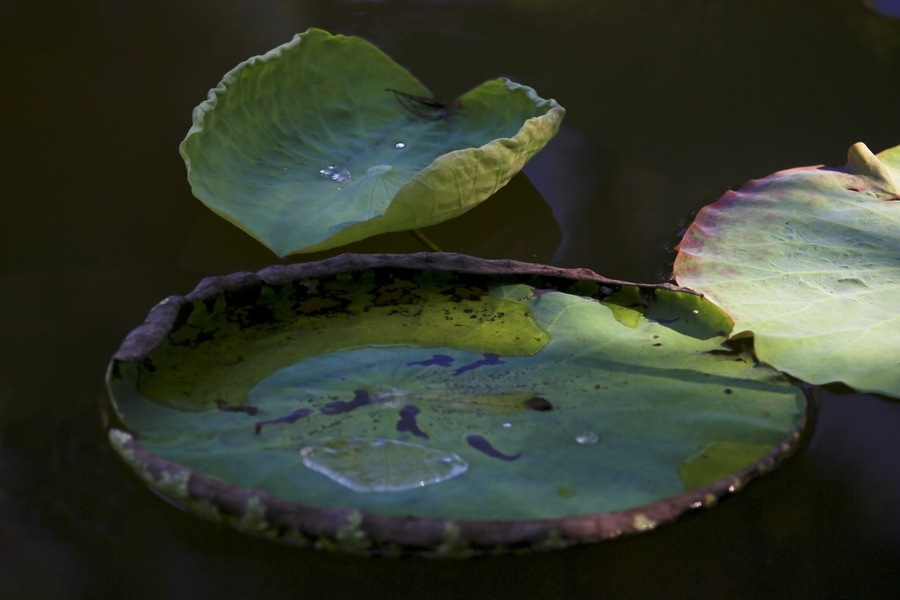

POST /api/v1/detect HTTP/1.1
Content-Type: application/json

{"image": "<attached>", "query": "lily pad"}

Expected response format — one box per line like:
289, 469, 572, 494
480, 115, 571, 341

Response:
106, 254, 807, 555
180, 29, 565, 257
674, 142, 900, 397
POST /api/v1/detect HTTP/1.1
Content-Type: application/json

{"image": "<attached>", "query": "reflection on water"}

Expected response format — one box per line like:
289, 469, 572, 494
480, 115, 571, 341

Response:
3, 0, 900, 596
807, 387, 900, 542
525, 125, 715, 280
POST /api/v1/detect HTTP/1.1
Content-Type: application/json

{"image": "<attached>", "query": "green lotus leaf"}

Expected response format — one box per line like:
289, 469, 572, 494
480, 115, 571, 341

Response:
674, 142, 900, 397
107, 263, 804, 528
180, 28, 565, 257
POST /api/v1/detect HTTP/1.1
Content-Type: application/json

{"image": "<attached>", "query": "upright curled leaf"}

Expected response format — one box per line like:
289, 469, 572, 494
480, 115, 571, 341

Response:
180, 29, 565, 256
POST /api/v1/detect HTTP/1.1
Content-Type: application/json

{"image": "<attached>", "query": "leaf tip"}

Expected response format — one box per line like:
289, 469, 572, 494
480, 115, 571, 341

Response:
847, 142, 898, 193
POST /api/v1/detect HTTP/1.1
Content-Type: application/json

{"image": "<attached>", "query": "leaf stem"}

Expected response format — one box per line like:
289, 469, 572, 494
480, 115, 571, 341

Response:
410, 229, 442, 252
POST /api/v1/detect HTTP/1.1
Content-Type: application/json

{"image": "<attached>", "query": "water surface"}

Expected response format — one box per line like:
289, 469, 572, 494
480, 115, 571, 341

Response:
2, 1, 900, 597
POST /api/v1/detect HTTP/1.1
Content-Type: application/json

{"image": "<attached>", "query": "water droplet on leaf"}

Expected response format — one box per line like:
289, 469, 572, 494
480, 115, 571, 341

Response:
370, 385, 408, 408
319, 165, 352, 183
575, 431, 599, 445
367, 164, 392, 176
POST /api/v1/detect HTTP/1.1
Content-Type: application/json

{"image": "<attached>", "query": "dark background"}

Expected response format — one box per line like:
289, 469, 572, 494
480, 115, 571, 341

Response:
2, 1, 900, 598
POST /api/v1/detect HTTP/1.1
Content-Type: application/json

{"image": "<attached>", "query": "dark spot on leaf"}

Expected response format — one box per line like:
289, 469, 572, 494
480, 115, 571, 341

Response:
454, 353, 505, 375
216, 399, 258, 416
254, 408, 313, 435
466, 435, 521, 461
724, 388, 733, 394
653, 343, 662, 347
297, 297, 341, 314
321, 389, 371, 415
523, 396, 553, 411
396, 405, 429, 439
450, 286, 485, 300
407, 354, 454, 367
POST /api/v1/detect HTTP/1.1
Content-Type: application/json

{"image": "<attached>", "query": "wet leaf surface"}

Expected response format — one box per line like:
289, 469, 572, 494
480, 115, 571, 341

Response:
109, 267, 804, 521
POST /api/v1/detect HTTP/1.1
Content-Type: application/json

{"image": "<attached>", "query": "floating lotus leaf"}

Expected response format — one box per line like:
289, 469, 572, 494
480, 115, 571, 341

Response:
180, 29, 565, 257
106, 254, 806, 555
675, 142, 900, 397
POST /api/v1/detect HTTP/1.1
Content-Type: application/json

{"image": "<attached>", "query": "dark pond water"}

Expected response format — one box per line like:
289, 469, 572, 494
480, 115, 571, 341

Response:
3, 1, 900, 597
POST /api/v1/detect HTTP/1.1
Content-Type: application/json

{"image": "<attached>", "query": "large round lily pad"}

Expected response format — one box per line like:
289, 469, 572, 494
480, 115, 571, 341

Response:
106, 254, 807, 555
675, 142, 900, 397
180, 29, 565, 256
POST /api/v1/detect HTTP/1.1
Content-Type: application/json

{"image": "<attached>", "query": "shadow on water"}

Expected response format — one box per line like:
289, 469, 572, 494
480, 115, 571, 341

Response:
2, 0, 900, 597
